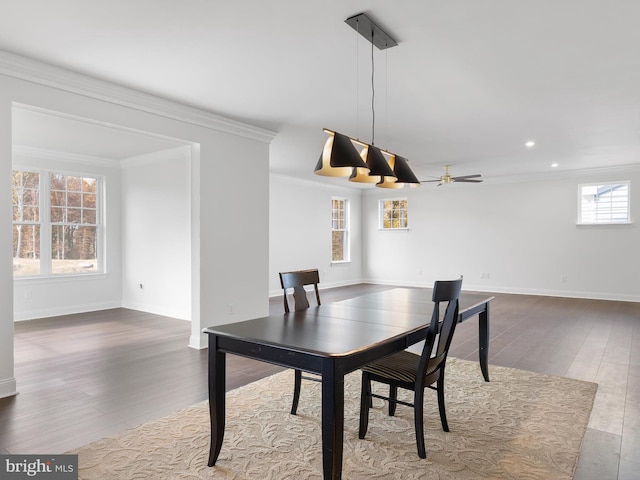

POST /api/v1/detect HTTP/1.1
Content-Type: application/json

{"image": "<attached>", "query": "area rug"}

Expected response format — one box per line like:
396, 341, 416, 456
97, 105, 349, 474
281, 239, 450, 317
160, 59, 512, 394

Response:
69, 358, 597, 479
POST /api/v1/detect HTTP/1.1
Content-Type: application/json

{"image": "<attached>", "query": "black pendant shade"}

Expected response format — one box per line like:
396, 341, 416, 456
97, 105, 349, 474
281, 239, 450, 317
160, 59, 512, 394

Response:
377, 155, 421, 189
314, 131, 369, 177
349, 144, 397, 184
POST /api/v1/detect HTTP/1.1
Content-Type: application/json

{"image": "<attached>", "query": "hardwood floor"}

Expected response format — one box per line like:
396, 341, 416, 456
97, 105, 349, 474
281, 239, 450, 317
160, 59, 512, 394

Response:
1, 284, 638, 479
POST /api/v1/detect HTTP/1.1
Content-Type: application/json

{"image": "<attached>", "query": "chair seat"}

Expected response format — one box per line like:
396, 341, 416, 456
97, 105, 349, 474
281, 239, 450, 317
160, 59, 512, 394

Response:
362, 350, 422, 383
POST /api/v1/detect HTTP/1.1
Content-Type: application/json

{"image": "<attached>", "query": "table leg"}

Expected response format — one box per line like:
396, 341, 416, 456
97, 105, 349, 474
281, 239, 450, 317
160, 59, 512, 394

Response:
321, 362, 344, 480
479, 303, 490, 382
208, 336, 226, 466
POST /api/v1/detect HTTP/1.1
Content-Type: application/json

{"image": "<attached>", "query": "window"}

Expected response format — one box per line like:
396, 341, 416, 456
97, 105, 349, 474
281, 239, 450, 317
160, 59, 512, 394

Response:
13, 169, 102, 277
331, 198, 349, 262
578, 182, 630, 224
380, 198, 409, 229
12, 171, 40, 275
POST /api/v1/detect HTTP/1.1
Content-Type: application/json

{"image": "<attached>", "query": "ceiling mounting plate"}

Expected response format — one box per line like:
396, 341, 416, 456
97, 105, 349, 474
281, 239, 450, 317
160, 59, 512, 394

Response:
345, 13, 398, 50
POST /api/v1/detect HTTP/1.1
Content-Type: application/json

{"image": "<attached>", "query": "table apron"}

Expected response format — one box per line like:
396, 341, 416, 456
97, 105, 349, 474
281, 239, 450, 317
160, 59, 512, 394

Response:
216, 336, 325, 372
459, 303, 487, 322
213, 327, 429, 377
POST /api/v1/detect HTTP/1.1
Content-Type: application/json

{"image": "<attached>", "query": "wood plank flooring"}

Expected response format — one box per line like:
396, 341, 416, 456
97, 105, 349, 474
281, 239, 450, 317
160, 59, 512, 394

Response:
1, 284, 638, 479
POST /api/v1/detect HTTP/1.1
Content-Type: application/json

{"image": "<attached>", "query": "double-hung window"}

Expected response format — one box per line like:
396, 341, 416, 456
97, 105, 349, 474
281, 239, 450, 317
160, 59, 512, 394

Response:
578, 181, 630, 224
331, 198, 350, 262
13, 169, 102, 277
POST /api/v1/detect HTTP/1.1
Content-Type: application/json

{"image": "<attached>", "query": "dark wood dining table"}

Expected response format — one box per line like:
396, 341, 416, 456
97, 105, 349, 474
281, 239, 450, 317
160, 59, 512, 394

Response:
204, 287, 494, 480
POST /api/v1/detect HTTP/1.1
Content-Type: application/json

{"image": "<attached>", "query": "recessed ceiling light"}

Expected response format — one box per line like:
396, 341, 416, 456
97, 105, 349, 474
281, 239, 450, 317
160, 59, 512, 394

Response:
525, 140, 536, 148
551, 163, 558, 167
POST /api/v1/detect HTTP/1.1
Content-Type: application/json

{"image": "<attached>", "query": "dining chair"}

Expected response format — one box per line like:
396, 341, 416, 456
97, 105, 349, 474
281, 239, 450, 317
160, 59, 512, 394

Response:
279, 268, 321, 415
358, 277, 463, 459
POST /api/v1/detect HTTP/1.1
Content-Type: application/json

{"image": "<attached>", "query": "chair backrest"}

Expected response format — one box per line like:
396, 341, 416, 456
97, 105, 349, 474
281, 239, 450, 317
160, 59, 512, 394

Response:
279, 269, 321, 313
416, 277, 463, 384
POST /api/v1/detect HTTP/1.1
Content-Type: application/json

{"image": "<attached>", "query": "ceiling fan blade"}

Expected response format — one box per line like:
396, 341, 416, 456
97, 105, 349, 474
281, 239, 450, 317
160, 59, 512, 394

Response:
420, 179, 442, 183
455, 179, 483, 183
452, 174, 482, 180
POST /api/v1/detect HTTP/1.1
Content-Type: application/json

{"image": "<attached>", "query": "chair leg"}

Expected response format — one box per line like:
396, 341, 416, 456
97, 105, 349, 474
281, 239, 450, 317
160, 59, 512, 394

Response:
437, 373, 449, 432
414, 387, 427, 459
290, 369, 302, 415
359, 372, 371, 439
389, 385, 398, 416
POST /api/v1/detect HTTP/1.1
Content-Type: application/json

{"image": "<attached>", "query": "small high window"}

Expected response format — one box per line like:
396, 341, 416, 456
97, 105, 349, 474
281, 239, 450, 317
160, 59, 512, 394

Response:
380, 199, 409, 229
578, 182, 630, 224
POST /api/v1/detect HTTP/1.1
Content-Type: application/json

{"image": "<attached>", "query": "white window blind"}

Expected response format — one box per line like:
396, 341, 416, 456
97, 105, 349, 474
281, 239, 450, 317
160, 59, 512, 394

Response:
578, 182, 630, 224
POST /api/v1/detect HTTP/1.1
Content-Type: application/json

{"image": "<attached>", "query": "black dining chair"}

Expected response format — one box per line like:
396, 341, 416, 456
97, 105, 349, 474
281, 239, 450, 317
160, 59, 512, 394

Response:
279, 269, 321, 415
358, 277, 463, 459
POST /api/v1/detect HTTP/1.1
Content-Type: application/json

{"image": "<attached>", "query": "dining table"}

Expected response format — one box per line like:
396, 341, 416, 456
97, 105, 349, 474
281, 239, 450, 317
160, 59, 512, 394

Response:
204, 287, 494, 480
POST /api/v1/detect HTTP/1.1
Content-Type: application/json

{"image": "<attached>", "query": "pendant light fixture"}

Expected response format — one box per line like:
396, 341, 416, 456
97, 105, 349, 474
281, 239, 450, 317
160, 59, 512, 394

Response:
314, 13, 420, 188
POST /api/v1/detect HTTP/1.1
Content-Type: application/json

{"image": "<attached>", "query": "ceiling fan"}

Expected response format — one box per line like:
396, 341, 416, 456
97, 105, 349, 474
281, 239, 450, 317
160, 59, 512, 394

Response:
421, 165, 483, 186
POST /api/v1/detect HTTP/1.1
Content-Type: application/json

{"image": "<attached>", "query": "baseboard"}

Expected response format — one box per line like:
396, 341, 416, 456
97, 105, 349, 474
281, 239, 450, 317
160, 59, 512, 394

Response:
0, 377, 18, 399
13, 301, 122, 321
120, 300, 190, 321
269, 279, 366, 298
363, 279, 640, 303
189, 333, 207, 350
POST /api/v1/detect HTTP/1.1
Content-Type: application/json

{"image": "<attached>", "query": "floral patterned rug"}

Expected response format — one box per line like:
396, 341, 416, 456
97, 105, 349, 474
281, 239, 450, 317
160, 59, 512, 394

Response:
69, 358, 596, 479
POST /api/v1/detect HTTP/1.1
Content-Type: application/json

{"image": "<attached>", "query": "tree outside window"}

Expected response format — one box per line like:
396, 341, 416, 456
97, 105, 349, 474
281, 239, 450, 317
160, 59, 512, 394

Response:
12, 171, 41, 275
332, 198, 349, 262
380, 199, 408, 229
50, 173, 99, 274
12, 169, 102, 277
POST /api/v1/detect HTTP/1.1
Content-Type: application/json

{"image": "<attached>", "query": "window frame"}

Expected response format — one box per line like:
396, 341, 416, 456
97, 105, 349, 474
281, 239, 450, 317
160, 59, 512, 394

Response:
12, 167, 105, 278
331, 197, 350, 264
379, 198, 409, 230
577, 181, 630, 225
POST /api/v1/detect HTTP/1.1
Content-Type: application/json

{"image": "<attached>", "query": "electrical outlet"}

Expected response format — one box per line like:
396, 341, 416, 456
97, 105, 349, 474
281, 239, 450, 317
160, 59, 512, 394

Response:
480, 272, 490, 279
561, 275, 568, 283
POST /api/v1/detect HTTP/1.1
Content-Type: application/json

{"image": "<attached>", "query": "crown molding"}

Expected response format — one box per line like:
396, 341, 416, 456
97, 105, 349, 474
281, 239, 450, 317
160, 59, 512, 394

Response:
0, 49, 276, 143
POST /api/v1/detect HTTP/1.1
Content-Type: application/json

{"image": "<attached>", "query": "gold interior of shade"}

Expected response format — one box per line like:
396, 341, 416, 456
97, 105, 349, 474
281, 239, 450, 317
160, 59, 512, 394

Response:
314, 133, 359, 177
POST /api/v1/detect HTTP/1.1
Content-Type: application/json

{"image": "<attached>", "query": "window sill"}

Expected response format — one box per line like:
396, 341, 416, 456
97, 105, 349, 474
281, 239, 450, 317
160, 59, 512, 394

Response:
331, 261, 351, 266
576, 222, 633, 227
378, 228, 410, 231
14, 272, 110, 285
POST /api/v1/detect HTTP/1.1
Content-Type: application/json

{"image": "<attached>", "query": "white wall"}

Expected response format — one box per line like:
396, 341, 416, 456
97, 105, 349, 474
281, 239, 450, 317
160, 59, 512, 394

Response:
12, 147, 123, 321
0, 52, 273, 398
121, 146, 191, 320
363, 167, 640, 301
269, 175, 364, 296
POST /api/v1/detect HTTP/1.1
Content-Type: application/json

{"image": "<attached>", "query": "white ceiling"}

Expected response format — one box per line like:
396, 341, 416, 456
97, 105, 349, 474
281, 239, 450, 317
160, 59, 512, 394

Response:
3, 1, 640, 182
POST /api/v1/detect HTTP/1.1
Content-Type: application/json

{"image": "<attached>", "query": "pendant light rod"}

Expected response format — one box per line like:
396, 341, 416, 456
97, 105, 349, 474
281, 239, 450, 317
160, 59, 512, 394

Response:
370, 27, 375, 146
